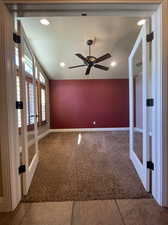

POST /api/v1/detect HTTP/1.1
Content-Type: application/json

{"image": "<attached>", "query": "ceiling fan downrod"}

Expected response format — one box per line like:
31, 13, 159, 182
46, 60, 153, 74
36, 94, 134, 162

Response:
87, 39, 93, 56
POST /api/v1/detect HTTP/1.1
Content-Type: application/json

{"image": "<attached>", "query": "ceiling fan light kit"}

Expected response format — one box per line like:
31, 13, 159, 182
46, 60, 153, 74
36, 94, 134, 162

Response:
69, 39, 112, 75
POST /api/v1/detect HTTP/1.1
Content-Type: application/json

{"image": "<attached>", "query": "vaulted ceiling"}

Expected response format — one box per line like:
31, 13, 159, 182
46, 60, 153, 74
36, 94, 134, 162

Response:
21, 16, 144, 80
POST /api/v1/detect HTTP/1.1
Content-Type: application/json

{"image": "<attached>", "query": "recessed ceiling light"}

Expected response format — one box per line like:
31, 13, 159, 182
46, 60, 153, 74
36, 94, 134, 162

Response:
40, 18, 50, 26
111, 61, 117, 67
137, 19, 146, 26
60, 62, 65, 67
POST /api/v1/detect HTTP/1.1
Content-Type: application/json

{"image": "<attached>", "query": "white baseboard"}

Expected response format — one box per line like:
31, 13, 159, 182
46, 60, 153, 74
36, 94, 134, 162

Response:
134, 127, 152, 136
50, 127, 129, 133
38, 130, 50, 140
134, 127, 143, 133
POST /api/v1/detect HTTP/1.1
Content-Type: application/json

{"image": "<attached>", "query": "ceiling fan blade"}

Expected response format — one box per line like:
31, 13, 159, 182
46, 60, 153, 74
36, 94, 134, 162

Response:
75, 54, 88, 64
69, 65, 86, 69
94, 53, 111, 64
94, 64, 109, 71
85, 65, 92, 75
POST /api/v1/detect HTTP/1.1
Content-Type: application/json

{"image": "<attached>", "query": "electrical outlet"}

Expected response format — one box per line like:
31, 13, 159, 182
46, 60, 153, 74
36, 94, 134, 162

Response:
93, 121, 96, 125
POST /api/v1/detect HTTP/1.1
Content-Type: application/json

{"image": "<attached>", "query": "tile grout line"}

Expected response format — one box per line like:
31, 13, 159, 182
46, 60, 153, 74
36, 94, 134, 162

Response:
70, 201, 75, 225
115, 200, 127, 225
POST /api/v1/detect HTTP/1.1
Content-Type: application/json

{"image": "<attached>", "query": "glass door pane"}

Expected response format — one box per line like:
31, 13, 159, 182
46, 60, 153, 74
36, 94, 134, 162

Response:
24, 42, 38, 167
133, 41, 143, 163
129, 23, 150, 191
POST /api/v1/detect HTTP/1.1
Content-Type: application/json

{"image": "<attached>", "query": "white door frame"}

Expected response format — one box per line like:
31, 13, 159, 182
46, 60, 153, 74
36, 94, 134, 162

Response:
151, 5, 166, 206
0, 1, 167, 211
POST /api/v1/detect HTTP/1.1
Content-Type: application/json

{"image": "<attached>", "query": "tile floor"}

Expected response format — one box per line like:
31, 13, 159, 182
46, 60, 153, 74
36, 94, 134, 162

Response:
1, 199, 168, 225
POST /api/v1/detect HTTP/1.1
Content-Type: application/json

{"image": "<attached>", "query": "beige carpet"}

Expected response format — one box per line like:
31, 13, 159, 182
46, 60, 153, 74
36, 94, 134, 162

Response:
23, 131, 151, 202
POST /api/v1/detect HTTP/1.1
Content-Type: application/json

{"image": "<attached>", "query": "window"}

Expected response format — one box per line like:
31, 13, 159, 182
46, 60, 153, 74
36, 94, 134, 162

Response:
15, 41, 48, 131
16, 76, 22, 128
15, 46, 22, 130
25, 69, 47, 128
38, 70, 47, 124
15, 47, 19, 67
25, 81, 29, 125
23, 43, 36, 129
23, 42, 47, 128
41, 88, 46, 121
24, 43, 33, 76
35, 83, 39, 122
24, 55, 33, 75
25, 80, 35, 127
35, 67, 38, 80
39, 72, 45, 84
28, 82, 35, 124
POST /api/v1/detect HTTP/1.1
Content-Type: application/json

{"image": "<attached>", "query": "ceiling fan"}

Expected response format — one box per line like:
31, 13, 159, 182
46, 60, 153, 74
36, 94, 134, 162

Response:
68, 39, 112, 75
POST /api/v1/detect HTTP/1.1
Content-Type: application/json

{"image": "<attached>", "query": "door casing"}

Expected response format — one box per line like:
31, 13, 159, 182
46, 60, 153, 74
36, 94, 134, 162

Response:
0, 0, 167, 211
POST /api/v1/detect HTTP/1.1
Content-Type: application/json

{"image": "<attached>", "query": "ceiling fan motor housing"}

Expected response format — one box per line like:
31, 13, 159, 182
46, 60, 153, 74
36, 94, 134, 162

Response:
87, 56, 96, 62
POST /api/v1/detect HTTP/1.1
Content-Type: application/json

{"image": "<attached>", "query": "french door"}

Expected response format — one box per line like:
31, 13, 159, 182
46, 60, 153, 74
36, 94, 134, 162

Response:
129, 23, 150, 191
20, 29, 39, 195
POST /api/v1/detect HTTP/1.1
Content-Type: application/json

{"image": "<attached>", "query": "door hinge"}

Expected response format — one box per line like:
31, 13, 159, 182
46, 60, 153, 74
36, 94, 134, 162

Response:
146, 32, 154, 42
147, 98, 154, 107
147, 161, 154, 170
13, 32, 21, 44
16, 101, 23, 109
18, 165, 26, 174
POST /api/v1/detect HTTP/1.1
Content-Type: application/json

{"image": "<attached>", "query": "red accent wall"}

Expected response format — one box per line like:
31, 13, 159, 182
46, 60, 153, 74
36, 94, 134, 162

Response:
49, 79, 129, 129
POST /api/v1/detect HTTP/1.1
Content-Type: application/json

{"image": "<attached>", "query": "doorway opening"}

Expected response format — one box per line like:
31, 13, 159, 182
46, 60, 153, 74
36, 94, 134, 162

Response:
14, 14, 153, 202
0, 2, 164, 212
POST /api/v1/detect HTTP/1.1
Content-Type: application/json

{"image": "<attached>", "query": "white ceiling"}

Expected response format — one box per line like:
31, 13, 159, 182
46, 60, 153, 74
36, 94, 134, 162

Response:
21, 16, 143, 80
